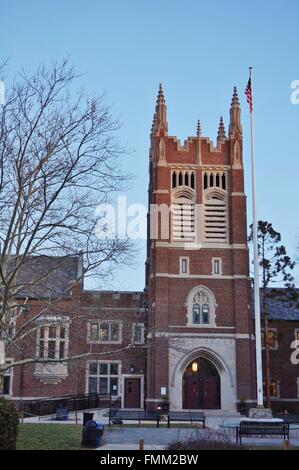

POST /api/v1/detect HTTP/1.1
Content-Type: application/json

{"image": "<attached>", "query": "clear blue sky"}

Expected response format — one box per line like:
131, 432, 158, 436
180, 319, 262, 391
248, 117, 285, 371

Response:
2, 0, 299, 290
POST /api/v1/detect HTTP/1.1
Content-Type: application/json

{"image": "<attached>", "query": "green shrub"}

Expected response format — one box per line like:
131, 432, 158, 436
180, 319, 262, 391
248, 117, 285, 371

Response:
0, 397, 19, 450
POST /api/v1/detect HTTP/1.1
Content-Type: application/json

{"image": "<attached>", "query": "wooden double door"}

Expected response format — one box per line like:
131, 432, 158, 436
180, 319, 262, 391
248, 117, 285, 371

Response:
184, 375, 220, 409
183, 357, 221, 409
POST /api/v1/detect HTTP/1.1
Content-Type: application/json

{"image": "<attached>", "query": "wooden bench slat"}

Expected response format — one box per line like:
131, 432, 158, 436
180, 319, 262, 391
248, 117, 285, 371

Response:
167, 411, 206, 428
109, 409, 160, 427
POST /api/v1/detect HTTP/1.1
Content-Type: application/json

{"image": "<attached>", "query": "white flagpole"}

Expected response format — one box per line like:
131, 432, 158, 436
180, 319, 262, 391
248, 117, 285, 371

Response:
249, 66, 264, 407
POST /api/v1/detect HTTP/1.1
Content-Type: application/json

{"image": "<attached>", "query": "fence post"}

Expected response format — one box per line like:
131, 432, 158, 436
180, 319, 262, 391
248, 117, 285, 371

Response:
75, 397, 78, 425
283, 439, 290, 450
20, 401, 24, 424
139, 438, 144, 451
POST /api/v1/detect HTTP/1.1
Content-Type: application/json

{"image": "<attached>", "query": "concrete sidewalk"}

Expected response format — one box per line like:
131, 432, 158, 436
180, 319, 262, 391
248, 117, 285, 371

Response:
98, 444, 165, 450
102, 425, 299, 448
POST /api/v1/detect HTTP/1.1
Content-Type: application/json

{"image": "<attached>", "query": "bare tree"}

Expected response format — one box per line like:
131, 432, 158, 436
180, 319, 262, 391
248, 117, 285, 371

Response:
0, 60, 134, 388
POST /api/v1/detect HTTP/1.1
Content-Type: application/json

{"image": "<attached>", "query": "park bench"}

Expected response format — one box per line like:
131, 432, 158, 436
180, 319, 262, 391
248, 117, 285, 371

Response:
109, 409, 161, 427
167, 411, 206, 428
236, 420, 290, 444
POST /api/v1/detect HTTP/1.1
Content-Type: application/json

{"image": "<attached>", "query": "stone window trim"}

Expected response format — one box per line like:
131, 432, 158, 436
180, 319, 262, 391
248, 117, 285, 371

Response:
212, 257, 222, 276
34, 316, 70, 384
87, 320, 122, 344
132, 323, 145, 344
185, 285, 217, 328
86, 360, 121, 397
35, 316, 70, 361
261, 328, 278, 351
2, 358, 13, 396
179, 256, 190, 275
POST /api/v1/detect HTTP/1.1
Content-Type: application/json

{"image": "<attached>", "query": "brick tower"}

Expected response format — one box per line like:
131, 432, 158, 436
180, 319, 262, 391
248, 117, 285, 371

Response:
145, 84, 256, 411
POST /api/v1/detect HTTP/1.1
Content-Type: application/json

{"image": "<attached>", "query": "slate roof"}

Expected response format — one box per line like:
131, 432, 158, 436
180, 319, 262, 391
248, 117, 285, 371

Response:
12, 255, 81, 299
257, 289, 299, 321
267, 297, 299, 320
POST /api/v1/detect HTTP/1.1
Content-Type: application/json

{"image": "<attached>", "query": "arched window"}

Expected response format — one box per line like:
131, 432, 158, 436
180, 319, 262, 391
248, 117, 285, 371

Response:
203, 172, 227, 191
192, 304, 200, 324
172, 172, 177, 188
202, 304, 209, 324
221, 173, 226, 190
190, 172, 195, 189
204, 173, 208, 190
187, 286, 216, 326
193, 303, 209, 324
184, 172, 189, 186
178, 172, 183, 186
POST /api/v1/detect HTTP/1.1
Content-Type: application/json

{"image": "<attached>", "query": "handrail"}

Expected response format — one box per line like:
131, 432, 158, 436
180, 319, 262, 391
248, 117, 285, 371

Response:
19, 393, 112, 420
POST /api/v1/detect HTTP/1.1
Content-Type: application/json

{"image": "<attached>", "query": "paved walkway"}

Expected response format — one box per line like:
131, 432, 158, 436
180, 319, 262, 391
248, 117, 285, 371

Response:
104, 426, 198, 447
99, 425, 299, 449
99, 444, 165, 450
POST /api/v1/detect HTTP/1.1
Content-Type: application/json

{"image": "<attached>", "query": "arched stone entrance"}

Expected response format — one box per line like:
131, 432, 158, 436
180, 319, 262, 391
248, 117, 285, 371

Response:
182, 357, 220, 409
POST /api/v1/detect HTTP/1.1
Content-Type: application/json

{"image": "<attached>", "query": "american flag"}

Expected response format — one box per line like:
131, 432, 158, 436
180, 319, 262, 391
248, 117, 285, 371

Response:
245, 77, 253, 112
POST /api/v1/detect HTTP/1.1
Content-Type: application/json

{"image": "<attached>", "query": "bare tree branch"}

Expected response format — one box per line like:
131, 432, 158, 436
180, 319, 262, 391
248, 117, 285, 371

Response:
0, 60, 136, 382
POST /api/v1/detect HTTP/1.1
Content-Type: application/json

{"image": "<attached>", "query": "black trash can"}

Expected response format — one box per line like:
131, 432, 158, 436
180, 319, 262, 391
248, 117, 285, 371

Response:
83, 412, 94, 426
82, 420, 104, 448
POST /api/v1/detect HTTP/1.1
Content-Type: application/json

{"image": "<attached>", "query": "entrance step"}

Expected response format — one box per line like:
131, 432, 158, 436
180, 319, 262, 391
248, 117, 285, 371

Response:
170, 409, 241, 418
201, 410, 241, 417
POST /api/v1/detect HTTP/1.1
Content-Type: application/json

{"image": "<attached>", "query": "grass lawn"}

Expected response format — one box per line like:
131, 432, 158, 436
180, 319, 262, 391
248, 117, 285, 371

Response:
17, 424, 83, 450
16, 423, 198, 450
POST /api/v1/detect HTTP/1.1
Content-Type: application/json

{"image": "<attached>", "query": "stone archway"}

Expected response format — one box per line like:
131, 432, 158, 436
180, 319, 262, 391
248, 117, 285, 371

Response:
169, 344, 237, 411
183, 357, 220, 409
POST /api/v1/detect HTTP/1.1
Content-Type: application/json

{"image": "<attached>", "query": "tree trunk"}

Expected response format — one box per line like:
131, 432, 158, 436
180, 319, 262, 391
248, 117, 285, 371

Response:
0, 373, 3, 395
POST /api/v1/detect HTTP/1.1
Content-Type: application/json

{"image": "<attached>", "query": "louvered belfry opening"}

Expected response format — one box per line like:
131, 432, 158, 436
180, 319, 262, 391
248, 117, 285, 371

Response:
171, 187, 196, 242
172, 203, 195, 241
204, 194, 228, 243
